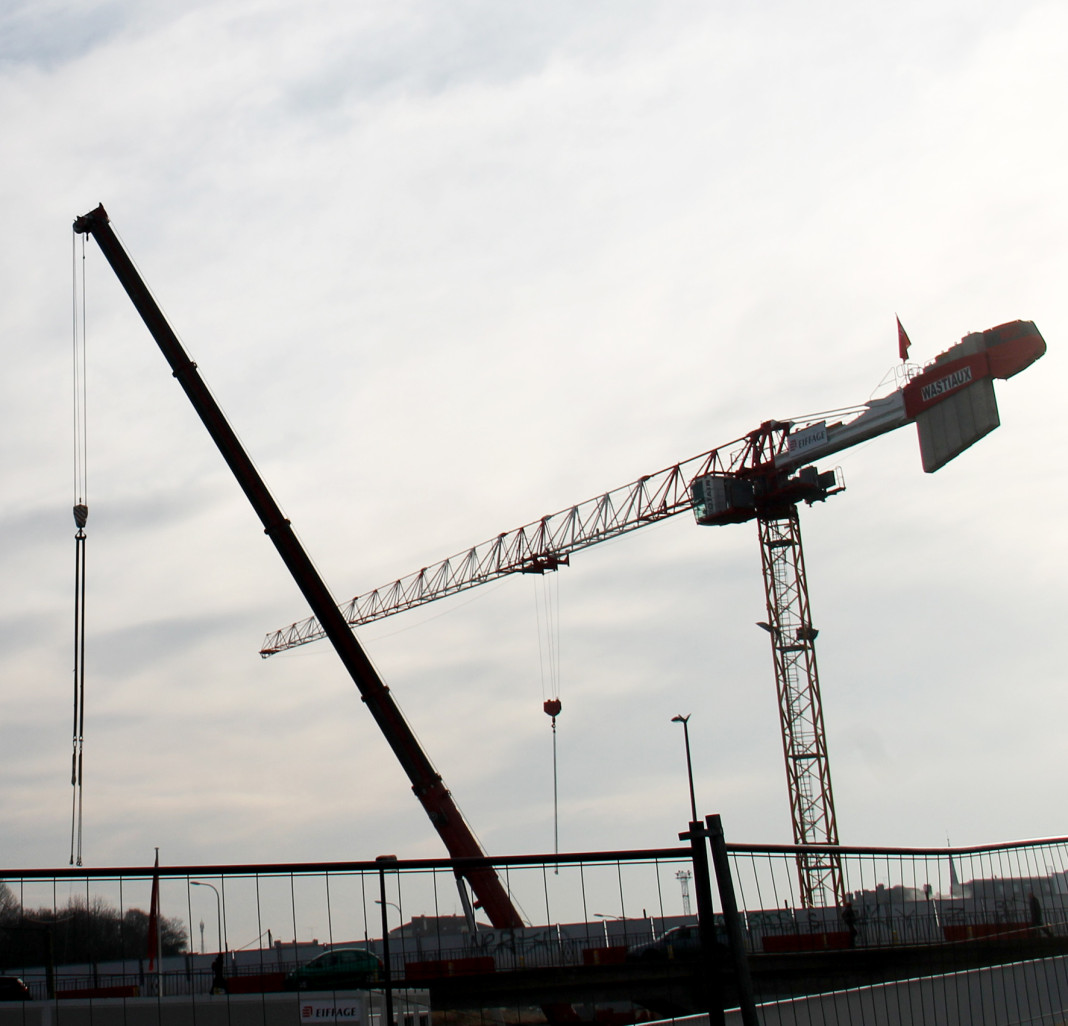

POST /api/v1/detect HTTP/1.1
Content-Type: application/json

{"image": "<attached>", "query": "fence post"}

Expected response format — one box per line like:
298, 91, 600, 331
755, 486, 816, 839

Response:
706, 815, 760, 1026
377, 855, 397, 1026
682, 820, 727, 1026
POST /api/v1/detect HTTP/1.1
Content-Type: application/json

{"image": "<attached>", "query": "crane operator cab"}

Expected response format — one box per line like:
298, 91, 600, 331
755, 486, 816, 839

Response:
691, 466, 842, 526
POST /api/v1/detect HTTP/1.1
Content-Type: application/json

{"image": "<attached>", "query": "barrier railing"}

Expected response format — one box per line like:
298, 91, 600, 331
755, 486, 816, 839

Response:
3, 830, 1068, 1021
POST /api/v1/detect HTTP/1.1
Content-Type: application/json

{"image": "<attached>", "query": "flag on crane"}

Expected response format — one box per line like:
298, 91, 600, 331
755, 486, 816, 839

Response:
897, 316, 912, 361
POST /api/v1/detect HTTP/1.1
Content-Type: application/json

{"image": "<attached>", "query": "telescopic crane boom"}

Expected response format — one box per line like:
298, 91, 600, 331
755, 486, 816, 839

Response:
261, 319, 1045, 907
73, 204, 523, 929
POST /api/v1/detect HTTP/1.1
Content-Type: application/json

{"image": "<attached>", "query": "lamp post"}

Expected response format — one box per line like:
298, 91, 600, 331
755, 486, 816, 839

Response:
594, 912, 623, 944
380, 892, 403, 930
191, 880, 227, 954
671, 714, 698, 823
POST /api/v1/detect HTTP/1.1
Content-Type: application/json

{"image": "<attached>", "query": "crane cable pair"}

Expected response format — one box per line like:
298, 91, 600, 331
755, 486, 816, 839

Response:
70, 233, 90, 866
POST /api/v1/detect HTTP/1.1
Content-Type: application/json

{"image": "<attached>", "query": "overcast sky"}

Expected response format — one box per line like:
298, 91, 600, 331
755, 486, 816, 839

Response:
1, 0, 1066, 890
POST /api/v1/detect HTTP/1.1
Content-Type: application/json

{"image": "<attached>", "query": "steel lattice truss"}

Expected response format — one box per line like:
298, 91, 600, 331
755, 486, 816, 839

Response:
757, 508, 844, 908
260, 425, 789, 656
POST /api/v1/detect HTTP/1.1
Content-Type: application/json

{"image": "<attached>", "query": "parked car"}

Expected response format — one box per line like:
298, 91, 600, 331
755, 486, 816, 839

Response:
285, 948, 383, 991
628, 924, 703, 961
0, 977, 32, 1001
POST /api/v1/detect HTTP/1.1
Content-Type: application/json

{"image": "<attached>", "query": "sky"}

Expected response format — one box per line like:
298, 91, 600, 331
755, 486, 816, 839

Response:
1, 0, 1066, 888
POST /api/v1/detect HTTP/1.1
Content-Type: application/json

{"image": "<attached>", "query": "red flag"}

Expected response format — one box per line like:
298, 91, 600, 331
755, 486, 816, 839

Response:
896, 316, 912, 362
147, 849, 160, 971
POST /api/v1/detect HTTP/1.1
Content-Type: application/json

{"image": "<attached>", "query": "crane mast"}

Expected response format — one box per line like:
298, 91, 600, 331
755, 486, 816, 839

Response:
261, 318, 1044, 908
757, 508, 842, 907
73, 205, 523, 929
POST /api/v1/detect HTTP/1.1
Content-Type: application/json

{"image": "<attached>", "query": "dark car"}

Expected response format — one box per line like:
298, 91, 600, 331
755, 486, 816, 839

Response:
628, 924, 703, 961
285, 948, 383, 991
0, 977, 32, 1001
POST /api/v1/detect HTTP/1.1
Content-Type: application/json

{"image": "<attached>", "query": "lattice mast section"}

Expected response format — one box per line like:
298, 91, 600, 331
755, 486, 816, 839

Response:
757, 506, 845, 909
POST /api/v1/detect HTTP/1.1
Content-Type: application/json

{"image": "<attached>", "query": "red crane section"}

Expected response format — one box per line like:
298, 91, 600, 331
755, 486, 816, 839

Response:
73, 205, 523, 930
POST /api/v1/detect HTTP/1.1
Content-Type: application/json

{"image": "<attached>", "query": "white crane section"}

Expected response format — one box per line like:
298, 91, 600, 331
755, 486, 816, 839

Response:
776, 392, 908, 474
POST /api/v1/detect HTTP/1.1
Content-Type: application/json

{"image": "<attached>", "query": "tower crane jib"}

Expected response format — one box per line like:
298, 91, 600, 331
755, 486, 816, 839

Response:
262, 319, 1044, 654
260, 318, 1045, 909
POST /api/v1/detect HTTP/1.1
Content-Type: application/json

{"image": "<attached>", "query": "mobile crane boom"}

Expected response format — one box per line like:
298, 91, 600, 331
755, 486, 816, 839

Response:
73, 204, 523, 929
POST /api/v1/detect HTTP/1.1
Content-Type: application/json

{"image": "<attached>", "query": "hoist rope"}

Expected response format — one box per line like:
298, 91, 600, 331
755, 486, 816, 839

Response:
550, 710, 559, 864
70, 233, 89, 866
533, 576, 562, 863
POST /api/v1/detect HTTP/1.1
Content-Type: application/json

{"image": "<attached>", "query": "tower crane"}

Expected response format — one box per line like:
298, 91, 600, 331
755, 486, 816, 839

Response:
262, 319, 1046, 908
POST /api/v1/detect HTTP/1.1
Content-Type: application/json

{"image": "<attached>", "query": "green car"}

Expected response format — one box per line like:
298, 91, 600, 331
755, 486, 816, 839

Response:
285, 948, 383, 991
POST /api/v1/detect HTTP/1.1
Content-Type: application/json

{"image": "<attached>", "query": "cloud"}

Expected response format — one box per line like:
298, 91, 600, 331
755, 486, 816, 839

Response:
1, 0, 1065, 879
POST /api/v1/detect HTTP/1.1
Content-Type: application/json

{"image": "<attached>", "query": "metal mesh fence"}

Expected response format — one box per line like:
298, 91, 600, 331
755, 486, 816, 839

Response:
2, 835, 1068, 1024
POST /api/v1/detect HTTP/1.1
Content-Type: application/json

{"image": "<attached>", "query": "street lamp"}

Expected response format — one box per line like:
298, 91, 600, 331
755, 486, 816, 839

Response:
190, 880, 228, 954
374, 899, 402, 925
671, 714, 698, 823
594, 912, 623, 944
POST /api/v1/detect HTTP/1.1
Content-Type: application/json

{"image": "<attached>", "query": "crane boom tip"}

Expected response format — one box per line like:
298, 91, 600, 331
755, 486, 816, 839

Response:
73, 205, 109, 234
